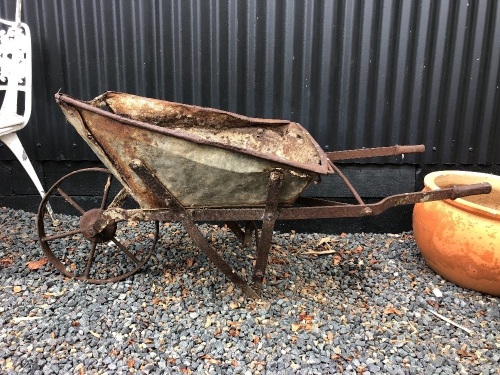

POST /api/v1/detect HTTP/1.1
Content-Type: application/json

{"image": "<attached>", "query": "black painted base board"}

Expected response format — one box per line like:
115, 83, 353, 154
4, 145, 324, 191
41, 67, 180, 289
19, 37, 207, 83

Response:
1, 161, 499, 234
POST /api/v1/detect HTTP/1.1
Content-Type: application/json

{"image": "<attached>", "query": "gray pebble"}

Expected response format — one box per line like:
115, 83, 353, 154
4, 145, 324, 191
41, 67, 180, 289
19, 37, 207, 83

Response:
0, 207, 497, 374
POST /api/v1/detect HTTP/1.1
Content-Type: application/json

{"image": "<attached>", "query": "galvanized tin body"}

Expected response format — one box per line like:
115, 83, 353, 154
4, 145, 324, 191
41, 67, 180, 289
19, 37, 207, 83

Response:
57, 92, 330, 208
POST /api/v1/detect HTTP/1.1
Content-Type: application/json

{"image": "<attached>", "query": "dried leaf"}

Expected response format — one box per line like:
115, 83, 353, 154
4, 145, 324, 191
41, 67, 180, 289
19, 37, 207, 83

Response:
291, 323, 302, 332
0, 257, 13, 266
229, 329, 240, 337
205, 317, 212, 328
299, 313, 314, 322
89, 330, 101, 338
356, 366, 367, 374
185, 258, 195, 267
200, 354, 221, 365
383, 306, 402, 316
457, 346, 477, 359
304, 249, 337, 255
427, 300, 440, 309
353, 245, 363, 254
270, 257, 288, 264
317, 236, 336, 246
333, 255, 342, 266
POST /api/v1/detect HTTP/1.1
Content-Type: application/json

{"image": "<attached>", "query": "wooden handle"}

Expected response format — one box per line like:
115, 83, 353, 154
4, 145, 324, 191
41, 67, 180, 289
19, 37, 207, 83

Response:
327, 144, 425, 161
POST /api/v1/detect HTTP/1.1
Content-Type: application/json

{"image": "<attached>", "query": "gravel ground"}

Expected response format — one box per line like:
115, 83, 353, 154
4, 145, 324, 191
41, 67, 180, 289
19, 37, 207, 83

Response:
0, 206, 499, 374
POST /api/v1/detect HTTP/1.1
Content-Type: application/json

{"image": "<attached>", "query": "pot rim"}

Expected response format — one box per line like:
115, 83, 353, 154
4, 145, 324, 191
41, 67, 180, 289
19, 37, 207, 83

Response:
424, 170, 499, 219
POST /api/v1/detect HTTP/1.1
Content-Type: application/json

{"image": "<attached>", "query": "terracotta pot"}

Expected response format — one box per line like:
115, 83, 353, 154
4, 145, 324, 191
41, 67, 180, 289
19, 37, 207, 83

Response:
413, 171, 500, 296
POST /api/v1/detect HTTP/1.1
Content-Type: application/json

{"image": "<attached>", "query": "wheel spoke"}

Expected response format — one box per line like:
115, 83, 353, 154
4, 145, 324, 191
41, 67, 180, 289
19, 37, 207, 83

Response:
83, 241, 98, 279
100, 174, 113, 210
111, 237, 140, 265
57, 187, 85, 215
41, 228, 82, 242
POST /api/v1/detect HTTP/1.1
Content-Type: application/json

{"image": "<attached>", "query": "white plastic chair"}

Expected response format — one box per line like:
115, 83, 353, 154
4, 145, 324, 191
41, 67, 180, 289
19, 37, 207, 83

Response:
0, 0, 53, 217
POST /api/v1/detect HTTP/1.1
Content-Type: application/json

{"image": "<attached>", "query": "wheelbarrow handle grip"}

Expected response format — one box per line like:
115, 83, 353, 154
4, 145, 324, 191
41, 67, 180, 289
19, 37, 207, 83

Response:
395, 144, 425, 154
449, 183, 492, 200
327, 144, 425, 161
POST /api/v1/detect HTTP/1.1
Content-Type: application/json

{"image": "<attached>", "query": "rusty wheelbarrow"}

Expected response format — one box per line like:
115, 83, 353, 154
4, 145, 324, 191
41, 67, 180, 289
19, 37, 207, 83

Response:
36, 92, 492, 299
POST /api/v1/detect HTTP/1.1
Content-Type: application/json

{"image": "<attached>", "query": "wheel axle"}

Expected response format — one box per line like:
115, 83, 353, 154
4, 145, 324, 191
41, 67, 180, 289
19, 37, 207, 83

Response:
79, 208, 117, 243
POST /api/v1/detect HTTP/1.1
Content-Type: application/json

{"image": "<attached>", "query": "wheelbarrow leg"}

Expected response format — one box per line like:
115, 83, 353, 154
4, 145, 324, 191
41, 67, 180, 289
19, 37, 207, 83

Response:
178, 216, 260, 299
225, 221, 258, 247
130, 159, 260, 299
252, 169, 284, 295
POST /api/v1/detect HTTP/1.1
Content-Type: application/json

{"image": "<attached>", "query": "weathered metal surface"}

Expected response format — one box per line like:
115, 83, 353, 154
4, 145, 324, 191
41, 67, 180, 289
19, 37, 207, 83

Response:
56, 92, 330, 208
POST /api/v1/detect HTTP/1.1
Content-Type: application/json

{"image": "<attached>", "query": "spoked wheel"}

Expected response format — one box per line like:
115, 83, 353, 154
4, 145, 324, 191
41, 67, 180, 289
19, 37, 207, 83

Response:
37, 167, 159, 283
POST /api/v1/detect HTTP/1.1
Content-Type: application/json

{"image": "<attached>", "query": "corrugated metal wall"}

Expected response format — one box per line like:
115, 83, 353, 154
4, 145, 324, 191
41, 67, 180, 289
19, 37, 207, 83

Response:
1, 0, 499, 164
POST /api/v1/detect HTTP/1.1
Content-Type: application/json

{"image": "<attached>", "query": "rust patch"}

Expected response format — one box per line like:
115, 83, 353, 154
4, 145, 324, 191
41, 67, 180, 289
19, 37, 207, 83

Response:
97, 92, 321, 167
97, 91, 290, 129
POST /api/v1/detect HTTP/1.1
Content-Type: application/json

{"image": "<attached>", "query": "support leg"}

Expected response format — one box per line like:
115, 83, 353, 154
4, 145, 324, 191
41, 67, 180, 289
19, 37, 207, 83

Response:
252, 169, 284, 295
225, 221, 258, 247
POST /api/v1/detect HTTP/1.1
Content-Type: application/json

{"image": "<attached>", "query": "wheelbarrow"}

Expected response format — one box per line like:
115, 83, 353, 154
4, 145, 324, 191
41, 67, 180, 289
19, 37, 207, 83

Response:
36, 92, 492, 299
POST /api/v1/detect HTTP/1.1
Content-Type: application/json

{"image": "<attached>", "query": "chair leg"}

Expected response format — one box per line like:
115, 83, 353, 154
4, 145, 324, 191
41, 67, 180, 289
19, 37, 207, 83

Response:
0, 132, 54, 219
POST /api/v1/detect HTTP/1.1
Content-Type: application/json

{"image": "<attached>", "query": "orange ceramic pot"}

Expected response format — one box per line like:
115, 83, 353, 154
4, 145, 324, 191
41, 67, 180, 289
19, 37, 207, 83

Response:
413, 171, 500, 296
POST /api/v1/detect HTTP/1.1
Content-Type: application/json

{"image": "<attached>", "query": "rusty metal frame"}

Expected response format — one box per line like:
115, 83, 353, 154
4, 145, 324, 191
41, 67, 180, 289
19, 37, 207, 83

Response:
82, 156, 491, 298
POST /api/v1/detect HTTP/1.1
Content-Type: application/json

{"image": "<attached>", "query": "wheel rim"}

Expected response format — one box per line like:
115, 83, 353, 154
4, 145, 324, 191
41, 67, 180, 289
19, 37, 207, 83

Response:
37, 167, 159, 283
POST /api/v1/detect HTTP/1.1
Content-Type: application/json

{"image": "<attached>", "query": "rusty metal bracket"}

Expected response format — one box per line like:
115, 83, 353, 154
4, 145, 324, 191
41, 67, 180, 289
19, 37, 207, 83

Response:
329, 161, 366, 207
129, 159, 261, 299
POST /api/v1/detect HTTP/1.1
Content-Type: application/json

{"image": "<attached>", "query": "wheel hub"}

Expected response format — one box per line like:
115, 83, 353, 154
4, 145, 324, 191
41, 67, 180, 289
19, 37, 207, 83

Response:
80, 208, 117, 243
